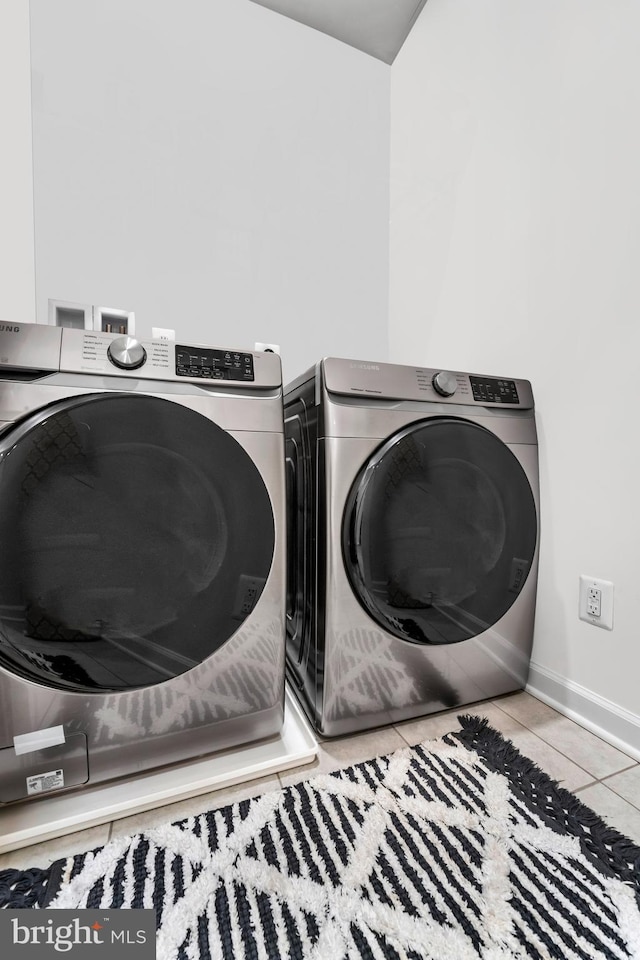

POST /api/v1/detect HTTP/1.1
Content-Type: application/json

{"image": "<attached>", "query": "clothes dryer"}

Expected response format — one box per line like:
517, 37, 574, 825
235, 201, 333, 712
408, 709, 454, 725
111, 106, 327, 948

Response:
285, 358, 539, 736
0, 323, 286, 804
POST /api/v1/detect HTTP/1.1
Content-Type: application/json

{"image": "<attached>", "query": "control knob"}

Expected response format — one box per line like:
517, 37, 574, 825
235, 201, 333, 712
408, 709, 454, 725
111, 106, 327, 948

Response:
107, 336, 147, 370
432, 370, 458, 397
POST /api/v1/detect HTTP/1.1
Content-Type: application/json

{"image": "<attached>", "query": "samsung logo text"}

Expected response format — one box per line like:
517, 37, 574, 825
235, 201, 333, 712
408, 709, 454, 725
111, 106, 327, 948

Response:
349, 362, 380, 371
0, 324, 20, 333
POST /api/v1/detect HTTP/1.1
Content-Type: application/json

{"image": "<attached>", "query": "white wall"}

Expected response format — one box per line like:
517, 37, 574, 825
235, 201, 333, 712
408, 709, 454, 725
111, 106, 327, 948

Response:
391, 0, 640, 749
15, 0, 639, 746
29, 0, 390, 383
0, 0, 36, 323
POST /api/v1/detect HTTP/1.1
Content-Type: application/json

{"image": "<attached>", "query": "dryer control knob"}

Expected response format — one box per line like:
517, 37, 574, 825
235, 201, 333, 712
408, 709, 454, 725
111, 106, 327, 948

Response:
432, 370, 458, 397
107, 336, 147, 370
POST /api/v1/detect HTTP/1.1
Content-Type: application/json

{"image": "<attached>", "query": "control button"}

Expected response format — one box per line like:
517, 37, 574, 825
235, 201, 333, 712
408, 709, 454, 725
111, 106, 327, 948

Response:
432, 370, 458, 397
107, 336, 147, 370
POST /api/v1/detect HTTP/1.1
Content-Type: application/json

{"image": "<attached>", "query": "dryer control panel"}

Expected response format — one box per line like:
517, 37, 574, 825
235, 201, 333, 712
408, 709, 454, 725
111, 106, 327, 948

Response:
322, 357, 534, 409
469, 376, 520, 405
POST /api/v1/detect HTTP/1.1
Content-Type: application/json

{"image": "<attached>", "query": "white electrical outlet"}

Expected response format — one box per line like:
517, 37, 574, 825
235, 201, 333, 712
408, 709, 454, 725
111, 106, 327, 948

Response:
586, 588, 601, 617
579, 575, 614, 630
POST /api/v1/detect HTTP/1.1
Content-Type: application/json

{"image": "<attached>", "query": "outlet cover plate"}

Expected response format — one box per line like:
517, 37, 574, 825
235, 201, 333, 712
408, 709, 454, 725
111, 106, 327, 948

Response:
254, 342, 281, 355
579, 575, 614, 630
152, 327, 176, 341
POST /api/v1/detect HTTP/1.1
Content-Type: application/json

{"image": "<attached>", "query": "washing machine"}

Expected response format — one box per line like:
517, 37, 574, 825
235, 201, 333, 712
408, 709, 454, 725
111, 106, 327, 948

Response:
0, 322, 286, 804
284, 357, 539, 737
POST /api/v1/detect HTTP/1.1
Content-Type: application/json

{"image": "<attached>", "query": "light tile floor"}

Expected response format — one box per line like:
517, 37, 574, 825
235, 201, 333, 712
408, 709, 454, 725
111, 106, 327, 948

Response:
1, 690, 639, 873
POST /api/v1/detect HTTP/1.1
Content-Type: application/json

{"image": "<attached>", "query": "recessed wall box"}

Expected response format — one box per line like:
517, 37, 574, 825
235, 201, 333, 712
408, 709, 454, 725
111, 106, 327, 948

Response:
94, 306, 135, 336
48, 298, 93, 330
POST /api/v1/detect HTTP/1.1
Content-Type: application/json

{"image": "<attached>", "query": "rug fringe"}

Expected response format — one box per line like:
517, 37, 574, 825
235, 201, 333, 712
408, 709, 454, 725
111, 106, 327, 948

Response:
453, 713, 640, 904
0, 867, 50, 909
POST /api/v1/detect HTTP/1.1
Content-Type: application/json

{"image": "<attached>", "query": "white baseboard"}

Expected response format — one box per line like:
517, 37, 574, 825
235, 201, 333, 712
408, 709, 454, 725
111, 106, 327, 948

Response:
526, 660, 640, 763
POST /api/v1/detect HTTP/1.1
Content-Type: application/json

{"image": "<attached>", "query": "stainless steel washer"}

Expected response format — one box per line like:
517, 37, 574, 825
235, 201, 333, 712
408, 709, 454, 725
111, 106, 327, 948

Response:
0, 323, 286, 804
285, 357, 539, 736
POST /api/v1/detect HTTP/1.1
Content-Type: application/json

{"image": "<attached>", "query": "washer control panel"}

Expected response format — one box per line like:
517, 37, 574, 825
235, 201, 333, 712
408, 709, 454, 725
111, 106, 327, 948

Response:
27, 327, 284, 388
175, 345, 254, 381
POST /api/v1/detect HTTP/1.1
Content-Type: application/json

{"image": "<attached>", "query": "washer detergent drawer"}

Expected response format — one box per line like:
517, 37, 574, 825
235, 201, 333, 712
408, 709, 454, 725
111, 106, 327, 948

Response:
0, 733, 88, 803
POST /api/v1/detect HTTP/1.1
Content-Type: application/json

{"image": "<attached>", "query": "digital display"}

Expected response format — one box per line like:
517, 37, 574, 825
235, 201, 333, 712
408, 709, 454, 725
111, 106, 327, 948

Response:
470, 376, 519, 404
175, 346, 254, 381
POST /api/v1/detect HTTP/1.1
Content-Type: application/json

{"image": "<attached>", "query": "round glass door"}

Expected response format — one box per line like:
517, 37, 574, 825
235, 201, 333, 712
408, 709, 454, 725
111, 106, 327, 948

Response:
0, 393, 275, 691
342, 418, 537, 645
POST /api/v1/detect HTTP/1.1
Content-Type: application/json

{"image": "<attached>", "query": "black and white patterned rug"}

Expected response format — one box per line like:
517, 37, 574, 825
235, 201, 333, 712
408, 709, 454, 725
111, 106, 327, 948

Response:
2, 715, 640, 959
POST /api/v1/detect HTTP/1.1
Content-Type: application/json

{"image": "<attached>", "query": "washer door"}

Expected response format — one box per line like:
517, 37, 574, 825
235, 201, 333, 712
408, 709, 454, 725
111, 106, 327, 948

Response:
342, 417, 537, 645
0, 393, 275, 691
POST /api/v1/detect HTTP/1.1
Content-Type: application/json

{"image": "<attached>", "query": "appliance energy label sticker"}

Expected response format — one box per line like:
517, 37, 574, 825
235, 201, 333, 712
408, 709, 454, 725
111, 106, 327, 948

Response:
26, 768, 64, 795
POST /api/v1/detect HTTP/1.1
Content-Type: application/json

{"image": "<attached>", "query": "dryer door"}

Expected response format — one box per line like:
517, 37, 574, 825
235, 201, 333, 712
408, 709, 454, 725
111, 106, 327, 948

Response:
342, 417, 537, 645
0, 392, 275, 691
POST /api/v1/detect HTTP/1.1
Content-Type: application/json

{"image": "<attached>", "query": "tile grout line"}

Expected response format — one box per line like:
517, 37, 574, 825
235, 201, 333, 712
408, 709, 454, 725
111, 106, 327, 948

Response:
393, 725, 413, 747
598, 762, 640, 782
571, 780, 599, 795
596, 769, 640, 812
488, 699, 634, 783
492, 696, 640, 769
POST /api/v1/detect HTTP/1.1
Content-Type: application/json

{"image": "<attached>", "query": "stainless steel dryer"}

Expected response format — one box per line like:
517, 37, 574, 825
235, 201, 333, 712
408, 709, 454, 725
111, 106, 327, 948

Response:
0, 323, 286, 804
285, 357, 539, 737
